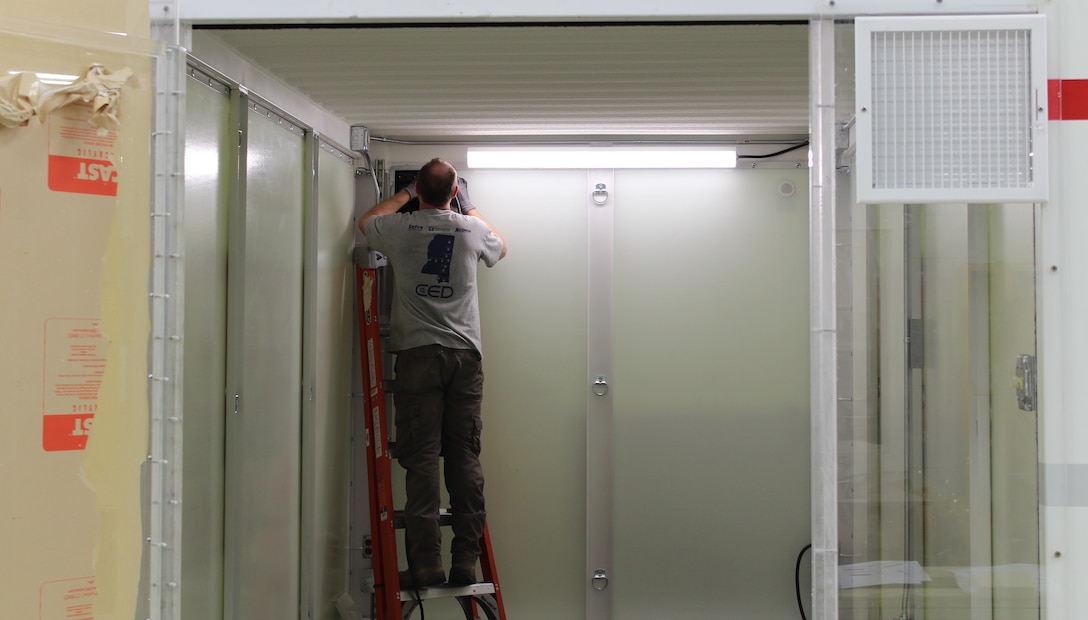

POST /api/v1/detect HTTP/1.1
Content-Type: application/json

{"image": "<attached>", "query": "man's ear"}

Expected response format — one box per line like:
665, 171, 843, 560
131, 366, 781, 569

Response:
450, 183, 459, 199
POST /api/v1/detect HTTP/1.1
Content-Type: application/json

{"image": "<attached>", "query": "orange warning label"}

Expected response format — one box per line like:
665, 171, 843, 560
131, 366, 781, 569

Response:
39, 576, 96, 620
42, 319, 106, 451
47, 104, 119, 196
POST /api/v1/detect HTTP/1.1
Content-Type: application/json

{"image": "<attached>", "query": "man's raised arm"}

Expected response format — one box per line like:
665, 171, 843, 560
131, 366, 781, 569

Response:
358, 188, 411, 234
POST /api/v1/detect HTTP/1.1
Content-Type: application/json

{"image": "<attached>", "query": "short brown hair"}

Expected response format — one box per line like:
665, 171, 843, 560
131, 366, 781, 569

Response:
416, 158, 458, 206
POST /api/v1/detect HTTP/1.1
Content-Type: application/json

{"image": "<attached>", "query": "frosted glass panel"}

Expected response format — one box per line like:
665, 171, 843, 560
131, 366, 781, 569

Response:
182, 73, 231, 620
225, 108, 305, 620
838, 203, 1039, 620
612, 168, 811, 619
988, 204, 1039, 620
472, 170, 589, 620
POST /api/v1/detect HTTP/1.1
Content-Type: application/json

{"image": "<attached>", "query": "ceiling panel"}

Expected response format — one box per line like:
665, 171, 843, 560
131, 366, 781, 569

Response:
203, 23, 809, 141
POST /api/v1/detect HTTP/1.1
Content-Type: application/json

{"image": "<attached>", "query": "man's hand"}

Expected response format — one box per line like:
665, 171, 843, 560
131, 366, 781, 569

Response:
452, 177, 474, 214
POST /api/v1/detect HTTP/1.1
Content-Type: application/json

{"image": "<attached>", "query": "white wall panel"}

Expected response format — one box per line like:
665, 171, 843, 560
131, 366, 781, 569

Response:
611, 168, 811, 619
1041, 2, 1088, 620
472, 169, 591, 620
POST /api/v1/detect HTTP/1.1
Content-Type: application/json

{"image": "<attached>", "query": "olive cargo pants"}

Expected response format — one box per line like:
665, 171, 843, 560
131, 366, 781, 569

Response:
393, 345, 486, 572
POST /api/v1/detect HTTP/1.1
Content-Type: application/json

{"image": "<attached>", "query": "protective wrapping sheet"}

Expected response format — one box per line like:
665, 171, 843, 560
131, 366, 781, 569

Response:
0, 11, 155, 620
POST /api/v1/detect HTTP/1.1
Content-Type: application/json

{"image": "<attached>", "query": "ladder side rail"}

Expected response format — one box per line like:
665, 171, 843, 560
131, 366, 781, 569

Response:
356, 265, 402, 619
478, 523, 506, 619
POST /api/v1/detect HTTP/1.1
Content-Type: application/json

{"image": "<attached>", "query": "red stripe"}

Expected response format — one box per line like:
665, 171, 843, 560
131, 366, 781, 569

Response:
1049, 79, 1088, 121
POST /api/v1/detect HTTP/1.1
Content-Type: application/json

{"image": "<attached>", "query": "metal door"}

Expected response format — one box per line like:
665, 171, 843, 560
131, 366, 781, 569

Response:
223, 99, 306, 620
181, 66, 232, 620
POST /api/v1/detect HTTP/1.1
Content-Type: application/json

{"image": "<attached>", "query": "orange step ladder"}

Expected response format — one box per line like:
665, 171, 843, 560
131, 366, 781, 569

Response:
355, 263, 507, 620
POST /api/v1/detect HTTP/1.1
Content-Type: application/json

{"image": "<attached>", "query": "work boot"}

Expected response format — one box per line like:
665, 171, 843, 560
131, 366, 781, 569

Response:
398, 566, 446, 589
448, 562, 477, 586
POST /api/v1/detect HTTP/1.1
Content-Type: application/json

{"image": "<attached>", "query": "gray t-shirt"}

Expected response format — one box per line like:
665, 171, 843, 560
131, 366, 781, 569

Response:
364, 208, 503, 355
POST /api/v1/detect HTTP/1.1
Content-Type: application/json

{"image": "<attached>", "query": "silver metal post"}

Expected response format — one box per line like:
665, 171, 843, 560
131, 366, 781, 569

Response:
809, 16, 839, 620
149, 43, 186, 620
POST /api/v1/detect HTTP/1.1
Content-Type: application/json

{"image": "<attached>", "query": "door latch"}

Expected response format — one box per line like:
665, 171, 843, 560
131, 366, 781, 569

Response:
1015, 354, 1037, 412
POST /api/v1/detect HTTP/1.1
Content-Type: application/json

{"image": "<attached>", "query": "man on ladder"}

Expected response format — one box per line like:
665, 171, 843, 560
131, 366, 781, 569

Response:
359, 157, 507, 589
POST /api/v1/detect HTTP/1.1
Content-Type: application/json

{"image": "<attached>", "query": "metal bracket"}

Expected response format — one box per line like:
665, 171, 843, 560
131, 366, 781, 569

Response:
592, 376, 609, 396
591, 569, 609, 591
592, 183, 609, 205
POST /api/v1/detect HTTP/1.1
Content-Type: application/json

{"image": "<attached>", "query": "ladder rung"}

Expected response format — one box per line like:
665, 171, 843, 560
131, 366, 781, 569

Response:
397, 582, 496, 601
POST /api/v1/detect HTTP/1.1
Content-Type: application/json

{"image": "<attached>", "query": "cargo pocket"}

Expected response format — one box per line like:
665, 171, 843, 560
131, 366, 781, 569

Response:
471, 417, 483, 456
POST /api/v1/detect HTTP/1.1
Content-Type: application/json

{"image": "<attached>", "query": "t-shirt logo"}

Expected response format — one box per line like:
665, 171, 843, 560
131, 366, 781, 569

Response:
422, 234, 454, 283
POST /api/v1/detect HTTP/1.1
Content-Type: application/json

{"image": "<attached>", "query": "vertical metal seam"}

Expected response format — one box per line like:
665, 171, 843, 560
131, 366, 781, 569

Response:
298, 129, 321, 620
222, 82, 250, 620
809, 17, 839, 620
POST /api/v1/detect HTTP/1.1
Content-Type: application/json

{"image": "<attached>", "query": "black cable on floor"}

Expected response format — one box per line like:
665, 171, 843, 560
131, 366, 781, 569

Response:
795, 543, 812, 620
414, 588, 425, 620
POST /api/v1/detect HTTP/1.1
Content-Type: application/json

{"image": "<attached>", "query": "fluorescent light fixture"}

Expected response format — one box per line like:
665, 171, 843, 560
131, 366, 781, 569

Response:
466, 146, 736, 169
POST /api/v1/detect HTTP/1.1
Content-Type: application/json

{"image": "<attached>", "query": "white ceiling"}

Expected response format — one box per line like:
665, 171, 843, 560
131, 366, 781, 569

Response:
203, 23, 810, 146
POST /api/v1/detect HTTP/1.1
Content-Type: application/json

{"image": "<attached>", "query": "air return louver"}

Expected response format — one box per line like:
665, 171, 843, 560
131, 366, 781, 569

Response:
855, 15, 1048, 204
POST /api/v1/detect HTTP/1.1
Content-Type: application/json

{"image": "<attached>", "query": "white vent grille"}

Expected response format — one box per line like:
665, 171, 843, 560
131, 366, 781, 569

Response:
856, 16, 1048, 204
